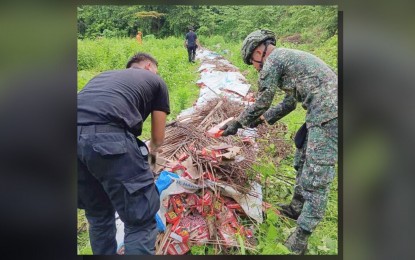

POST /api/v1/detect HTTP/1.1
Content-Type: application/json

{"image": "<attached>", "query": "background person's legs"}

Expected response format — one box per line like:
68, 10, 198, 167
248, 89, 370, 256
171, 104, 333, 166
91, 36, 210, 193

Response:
187, 47, 192, 62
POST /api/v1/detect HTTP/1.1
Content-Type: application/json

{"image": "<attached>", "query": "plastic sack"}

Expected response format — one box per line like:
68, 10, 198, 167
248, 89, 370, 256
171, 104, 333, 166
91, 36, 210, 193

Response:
155, 171, 180, 193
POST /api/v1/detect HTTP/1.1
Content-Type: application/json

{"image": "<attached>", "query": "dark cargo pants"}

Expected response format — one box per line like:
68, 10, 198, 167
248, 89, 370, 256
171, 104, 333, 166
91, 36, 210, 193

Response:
77, 124, 160, 255
291, 118, 338, 232
187, 45, 196, 62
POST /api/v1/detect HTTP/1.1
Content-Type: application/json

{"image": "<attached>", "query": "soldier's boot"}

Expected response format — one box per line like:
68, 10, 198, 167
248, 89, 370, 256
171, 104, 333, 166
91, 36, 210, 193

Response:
277, 204, 300, 220
284, 227, 311, 255
277, 194, 304, 220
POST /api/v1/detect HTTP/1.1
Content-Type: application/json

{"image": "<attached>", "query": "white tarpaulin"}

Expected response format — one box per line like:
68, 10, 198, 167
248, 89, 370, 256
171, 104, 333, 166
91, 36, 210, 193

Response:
193, 49, 251, 107
206, 180, 263, 223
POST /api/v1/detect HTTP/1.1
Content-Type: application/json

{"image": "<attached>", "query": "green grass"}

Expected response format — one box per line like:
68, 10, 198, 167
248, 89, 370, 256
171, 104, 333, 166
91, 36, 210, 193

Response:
77, 35, 338, 255
78, 37, 201, 140
77, 209, 91, 255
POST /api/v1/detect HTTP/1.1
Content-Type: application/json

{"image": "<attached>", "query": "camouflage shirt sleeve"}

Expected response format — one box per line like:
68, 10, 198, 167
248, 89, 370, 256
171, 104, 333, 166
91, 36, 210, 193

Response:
262, 90, 297, 125
237, 58, 282, 127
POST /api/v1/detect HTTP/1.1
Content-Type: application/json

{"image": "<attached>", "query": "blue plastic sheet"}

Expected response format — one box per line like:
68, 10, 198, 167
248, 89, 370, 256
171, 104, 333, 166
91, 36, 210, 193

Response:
155, 171, 179, 231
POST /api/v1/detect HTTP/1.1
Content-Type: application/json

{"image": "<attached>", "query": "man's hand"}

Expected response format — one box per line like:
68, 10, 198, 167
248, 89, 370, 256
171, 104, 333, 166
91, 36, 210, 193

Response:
145, 140, 158, 166
220, 120, 242, 136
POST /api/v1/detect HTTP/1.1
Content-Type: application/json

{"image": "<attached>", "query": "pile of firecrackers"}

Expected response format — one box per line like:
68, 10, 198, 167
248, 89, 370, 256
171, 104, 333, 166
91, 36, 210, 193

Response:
159, 189, 255, 255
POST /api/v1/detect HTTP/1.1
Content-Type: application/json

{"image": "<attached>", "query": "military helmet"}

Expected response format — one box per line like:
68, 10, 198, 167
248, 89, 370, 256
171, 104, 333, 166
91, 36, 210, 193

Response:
241, 29, 276, 65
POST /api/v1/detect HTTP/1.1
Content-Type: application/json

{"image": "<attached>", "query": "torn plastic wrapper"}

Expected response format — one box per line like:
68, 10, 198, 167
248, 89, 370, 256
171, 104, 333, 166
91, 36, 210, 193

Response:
242, 137, 255, 145
220, 146, 241, 160
170, 227, 190, 243
185, 193, 200, 208
171, 195, 185, 214
226, 203, 242, 210
199, 148, 222, 163
166, 210, 180, 224
200, 190, 214, 216
171, 163, 186, 174
218, 223, 237, 247
217, 207, 238, 226
181, 156, 201, 179
167, 242, 190, 255
206, 180, 263, 223
157, 177, 206, 230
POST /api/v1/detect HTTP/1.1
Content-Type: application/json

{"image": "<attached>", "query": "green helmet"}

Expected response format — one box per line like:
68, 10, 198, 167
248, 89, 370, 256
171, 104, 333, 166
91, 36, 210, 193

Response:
241, 29, 276, 65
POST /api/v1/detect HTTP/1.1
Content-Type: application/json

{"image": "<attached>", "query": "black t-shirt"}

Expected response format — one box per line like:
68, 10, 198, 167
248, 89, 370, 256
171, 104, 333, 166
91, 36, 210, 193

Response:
77, 68, 170, 136
185, 31, 197, 47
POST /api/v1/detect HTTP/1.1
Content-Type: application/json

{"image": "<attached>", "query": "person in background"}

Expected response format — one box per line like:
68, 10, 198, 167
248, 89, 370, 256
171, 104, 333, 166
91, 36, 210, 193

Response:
220, 29, 338, 255
77, 52, 170, 255
136, 31, 143, 44
184, 26, 200, 63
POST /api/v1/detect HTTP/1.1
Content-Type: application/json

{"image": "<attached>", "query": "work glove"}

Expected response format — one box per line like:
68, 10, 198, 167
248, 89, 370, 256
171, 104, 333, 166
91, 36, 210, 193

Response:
220, 119, 242, 136
247, 117, 265, 128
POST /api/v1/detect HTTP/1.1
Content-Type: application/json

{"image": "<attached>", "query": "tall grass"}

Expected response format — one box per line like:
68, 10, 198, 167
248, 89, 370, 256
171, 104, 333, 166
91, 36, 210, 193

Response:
77, 35, 338, 255
78, 37, 200, 140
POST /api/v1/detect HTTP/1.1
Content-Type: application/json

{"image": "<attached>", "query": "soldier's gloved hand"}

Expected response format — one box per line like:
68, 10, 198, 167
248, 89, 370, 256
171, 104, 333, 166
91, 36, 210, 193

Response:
220, 120, 242, 136
248, 117, 265, 128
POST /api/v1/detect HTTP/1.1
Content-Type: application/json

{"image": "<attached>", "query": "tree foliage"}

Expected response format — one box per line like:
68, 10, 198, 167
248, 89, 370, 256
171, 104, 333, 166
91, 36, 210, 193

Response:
78, 5, 337, 43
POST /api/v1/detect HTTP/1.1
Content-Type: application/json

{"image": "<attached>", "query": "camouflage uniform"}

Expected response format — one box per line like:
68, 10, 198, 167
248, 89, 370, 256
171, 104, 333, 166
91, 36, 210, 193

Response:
237, 48, 338, 232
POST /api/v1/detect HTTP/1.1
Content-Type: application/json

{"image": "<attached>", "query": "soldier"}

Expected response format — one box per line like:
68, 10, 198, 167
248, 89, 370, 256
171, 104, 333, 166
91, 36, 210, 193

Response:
220, 29, 338, 254
136, 31, 143, 44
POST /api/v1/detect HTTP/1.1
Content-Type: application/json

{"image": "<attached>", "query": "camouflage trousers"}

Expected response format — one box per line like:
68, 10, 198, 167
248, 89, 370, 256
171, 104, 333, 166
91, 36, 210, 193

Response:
291, 118, 338, 232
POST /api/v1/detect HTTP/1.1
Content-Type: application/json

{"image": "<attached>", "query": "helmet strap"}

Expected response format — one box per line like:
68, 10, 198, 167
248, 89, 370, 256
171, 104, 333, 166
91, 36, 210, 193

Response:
251, 41, 271, 70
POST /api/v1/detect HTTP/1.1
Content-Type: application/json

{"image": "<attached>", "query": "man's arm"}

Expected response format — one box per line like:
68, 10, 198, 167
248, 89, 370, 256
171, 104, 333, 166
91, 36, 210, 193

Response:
237, 68, 281, 126
149, 110, 167, 155
262, 91, 297, 124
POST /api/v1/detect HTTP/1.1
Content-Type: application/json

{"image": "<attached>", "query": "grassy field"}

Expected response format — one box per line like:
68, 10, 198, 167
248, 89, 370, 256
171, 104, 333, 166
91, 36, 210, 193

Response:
77, 35, 338, 255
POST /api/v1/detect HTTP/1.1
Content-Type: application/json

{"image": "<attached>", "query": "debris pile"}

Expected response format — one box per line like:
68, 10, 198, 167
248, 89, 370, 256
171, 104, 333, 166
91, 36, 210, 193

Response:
155, 188, 257, 255
156, 98, 259, 190
152, 97, 290, 254
115, 48, 292, 255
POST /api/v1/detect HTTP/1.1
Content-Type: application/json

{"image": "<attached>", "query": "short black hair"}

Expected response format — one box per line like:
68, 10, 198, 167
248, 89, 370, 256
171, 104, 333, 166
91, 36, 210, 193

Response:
126, 52, 158, 68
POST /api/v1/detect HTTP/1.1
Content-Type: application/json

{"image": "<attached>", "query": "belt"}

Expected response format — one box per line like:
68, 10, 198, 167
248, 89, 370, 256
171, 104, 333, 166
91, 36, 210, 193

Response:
79, 124, 125, 134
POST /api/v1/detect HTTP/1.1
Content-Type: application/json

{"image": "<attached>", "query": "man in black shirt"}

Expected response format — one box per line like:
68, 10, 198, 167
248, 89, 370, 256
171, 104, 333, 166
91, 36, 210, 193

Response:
77, 52, 170, 255
184, 26, 199, 63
